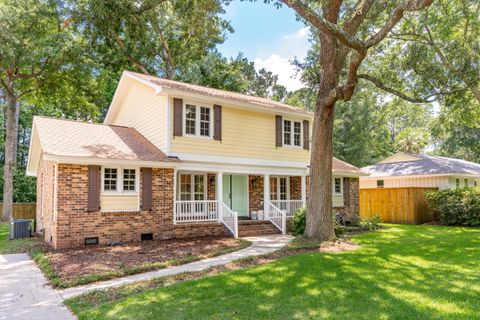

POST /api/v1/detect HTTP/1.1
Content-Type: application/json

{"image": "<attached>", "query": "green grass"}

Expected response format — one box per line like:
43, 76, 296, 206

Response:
0, 222, 41, 254
66, 225, 480, 319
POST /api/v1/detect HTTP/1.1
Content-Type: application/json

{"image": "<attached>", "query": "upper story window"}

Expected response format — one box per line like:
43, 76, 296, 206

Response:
103, 167, 137, 193
283, 119, 302, 147
184, 103, 212, 138
333, 177, 342, 195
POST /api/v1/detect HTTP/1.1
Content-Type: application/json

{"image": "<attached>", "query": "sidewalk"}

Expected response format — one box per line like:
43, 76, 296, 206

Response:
60, 234, 293, 300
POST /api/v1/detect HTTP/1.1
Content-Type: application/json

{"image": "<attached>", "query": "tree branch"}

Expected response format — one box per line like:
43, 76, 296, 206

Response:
113, 34, 150, 75
357, 74, 436, 103
281, 0, 366, 53
366, 0, 434, 48
343, 0, 375, 35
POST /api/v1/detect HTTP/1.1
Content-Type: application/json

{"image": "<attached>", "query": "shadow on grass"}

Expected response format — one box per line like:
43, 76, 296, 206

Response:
74, 225, 480, 320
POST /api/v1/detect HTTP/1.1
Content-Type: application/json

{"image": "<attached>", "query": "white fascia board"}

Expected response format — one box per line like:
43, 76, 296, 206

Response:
26, 123, 37, 176
360, 173, 480, 180
168, 152, 308, 169
175, 161, 308, 176
43, 154, 178, 168
333, 171, 369, 178
158, 88, 313, 119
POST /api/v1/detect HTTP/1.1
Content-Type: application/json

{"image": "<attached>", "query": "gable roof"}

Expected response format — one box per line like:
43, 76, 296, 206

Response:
106, 71, 312, 120
28, 116, 176, 175
332, 157, 367, 176
362, 152, 480, 177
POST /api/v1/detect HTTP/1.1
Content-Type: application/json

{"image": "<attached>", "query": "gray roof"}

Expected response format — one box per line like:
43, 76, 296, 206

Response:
362, 153, 480, 177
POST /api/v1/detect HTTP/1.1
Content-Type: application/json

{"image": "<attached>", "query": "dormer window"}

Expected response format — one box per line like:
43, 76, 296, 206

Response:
184, 103, 212, 138
283, 119, 302, 147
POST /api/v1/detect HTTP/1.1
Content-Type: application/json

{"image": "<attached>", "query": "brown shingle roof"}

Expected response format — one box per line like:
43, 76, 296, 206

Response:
33, 116, 175, 163
127, 71, 313, 116
332, 157, 366, 175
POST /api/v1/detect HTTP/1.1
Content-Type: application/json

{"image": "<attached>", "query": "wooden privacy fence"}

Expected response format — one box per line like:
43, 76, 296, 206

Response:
360, 188, 437, 224
0, 203, 36, 220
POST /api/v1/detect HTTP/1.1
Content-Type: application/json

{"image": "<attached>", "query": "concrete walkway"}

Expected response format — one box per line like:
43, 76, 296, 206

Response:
60, 234, 293, 300
0, 254, 75, 320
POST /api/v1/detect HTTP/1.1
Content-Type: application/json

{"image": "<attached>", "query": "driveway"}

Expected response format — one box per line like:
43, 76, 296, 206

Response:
0, 254, 75, 320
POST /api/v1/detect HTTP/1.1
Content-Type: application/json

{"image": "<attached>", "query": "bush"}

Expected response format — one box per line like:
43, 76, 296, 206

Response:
292, 207, 306, 236
425, 188, 480, 227
359, 215, 382, 231
292, 207, 344, 237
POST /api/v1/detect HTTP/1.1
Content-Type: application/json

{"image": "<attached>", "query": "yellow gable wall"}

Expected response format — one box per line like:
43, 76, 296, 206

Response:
170, 101, 311, 163
110, 81, 167, 150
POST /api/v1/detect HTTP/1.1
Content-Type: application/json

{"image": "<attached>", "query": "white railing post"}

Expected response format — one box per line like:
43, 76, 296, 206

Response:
216, 172, 223, 222
281, 211, 286, 235
301, 175, 307, 207
233, 211, 238, 238
173, 202, 177, 225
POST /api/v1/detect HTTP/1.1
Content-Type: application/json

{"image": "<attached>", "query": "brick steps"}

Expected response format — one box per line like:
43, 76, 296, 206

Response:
237, 220, 281, 237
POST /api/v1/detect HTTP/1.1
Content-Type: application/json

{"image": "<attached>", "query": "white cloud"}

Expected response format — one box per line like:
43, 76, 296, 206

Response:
253, 27, 310, 91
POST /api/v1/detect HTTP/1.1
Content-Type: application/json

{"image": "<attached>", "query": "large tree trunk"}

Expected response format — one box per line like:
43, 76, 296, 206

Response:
2, 77, 19, 222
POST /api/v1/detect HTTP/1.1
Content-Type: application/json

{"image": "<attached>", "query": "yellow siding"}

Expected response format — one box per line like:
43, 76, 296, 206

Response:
361, 176, 453, 190
332, 195, 343, 208
101, 194, 138, 211
171, 103, 311, 162
28, 128, 41, 174
111, 81, 167, 150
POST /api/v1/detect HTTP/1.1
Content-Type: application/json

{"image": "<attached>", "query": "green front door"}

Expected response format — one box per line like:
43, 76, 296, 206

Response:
222, 174, 248, 217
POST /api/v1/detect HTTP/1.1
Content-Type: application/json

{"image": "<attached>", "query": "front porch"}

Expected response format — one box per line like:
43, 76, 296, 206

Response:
173, 171, 307, 237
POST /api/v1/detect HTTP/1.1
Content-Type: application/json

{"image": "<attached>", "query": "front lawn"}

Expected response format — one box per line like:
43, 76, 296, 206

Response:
0, 222, 41, 254
67, 225, 480, 319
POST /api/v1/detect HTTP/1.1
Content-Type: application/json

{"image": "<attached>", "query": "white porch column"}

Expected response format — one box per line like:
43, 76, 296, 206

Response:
263, 174, 270, 220
216, 172, 223, 220
301, 175, 307, 207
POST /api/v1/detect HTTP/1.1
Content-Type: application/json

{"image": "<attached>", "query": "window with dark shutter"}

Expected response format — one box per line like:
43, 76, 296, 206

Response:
303, 120, 309, 150
141, 168, 152, 211
275, 115, 282, 147
173, 98, 183, 136
213, 104, 222, 141
88, 165, 100, 211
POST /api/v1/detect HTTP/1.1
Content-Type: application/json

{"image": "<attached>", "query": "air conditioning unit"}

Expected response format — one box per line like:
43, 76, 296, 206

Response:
9, 220, 32, 240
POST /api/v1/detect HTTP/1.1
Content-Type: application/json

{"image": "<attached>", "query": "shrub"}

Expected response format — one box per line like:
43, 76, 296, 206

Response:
425, 188, 480, 227
292, 207, 344, 237
292, 207, 306, 236
359, 215, 382, 231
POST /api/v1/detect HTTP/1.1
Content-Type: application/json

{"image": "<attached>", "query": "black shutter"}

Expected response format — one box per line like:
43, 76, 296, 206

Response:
141, 168, 152, 211
88, 165, 100, 211
275, 115, 283, 147
213, 104, 222, 141
173, 98, 183, 136
303, 120, 310, 150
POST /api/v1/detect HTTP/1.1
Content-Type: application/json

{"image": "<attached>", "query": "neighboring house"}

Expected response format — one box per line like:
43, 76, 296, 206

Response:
360, 152, 480, 189
27, 71, 365, 249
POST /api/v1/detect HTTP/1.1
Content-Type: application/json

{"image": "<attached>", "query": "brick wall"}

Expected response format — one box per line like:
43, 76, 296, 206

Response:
249, 175, 263, 211
333, 177, 360, 222
289, 176, 301, 200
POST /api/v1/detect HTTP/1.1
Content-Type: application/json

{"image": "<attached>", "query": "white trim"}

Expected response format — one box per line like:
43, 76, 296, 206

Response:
175, 161, 308, 176
333, 176, 343, 195
165, 95, 171, 153
282, 118, 303, 148
101, 166, 139, 195
360, 173, 480, 180
53, 163, 58, 221
176, 171, 208, 201
42, 154, 178, 168
26, 122, 37, 176
270, 176, 291, 200
183, 100, 213, 139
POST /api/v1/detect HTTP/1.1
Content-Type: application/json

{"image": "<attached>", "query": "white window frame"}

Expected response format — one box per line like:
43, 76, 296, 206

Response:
333, 177, 343, 195
270, 176, 290, 200
183, 101, 213, 139
282, 118, 303, 148
176, 171, 208, 201
101, 166, 139, 195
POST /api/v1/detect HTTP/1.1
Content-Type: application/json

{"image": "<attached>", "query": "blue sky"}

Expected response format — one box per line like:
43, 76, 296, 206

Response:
217, 1, 310, 91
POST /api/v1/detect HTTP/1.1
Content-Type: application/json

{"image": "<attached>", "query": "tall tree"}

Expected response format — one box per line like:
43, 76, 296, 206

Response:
275, 0, 434, 240
0, 0, 99, 221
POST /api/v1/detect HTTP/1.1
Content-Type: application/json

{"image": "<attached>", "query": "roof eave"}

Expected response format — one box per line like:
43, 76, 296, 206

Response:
43, 154, 179, 168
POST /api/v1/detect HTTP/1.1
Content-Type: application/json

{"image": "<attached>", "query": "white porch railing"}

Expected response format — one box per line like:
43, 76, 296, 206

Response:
268, 203, 286, 234
219, 202, 238, 238
174, 200, 219, 223
270, 200, 305, 217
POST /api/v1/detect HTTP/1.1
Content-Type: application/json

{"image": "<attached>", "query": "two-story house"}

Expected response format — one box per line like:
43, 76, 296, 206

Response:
27, 71, 365, 249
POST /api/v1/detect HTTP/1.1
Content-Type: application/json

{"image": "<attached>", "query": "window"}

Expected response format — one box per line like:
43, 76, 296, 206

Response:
184, 103, 211, 138
103, 167, 138, 193
185, 104, 196, 135
270, 176, 289, 200
123, 169, 136, 191
104, 168, 117, 191
464, 179, 468, 188
334, 178, 342, 195
456, 178, 460, 188
283, 119, 302, 147
178, 173, 206, 201
377, 180, 384, 188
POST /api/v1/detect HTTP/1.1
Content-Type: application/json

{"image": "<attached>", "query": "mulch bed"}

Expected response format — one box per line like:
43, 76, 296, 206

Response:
48, 236, 243, 281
